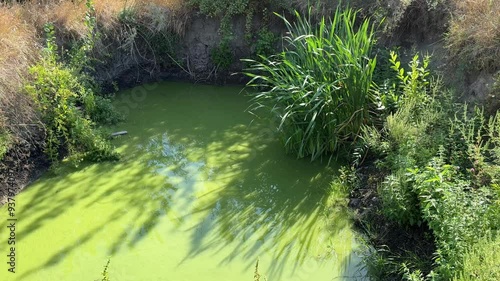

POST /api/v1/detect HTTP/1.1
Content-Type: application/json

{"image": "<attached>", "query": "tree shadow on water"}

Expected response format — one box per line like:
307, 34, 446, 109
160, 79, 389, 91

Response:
174, 130, 358, 280
8, 85, 364, 280
141, 107, 361, 279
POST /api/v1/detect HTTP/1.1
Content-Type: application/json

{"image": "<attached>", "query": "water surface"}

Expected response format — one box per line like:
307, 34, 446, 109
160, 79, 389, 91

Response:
0, 82, 365, 280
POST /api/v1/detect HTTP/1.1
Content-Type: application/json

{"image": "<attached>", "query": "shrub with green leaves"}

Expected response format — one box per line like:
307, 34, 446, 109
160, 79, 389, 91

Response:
363, 53, 445, 227
89, 95, 123, 125
391, 107, 500, 279
364, 52, 444, 159
210, 39, 233, 69
379, 171, 422, 226
443, 106, 500, 188
25, 1, 118, 164
361, 49, 500, 279
244, 7, 377, 160
254, 28, 278, 58
409, 158, 495, 278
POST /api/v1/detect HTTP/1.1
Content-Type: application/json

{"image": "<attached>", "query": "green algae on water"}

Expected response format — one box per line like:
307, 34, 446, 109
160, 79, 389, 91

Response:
0, 82, 366, 281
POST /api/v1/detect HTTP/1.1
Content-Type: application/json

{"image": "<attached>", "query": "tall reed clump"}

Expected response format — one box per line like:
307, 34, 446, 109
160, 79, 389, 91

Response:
243, 7, 376, 160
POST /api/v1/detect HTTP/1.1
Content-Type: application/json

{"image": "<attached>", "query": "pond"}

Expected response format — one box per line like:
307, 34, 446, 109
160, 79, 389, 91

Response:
0, 82, 366, 281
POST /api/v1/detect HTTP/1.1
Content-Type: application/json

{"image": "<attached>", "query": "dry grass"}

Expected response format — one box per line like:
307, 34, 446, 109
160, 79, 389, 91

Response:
0, 4, 40, 150
94, 0, 129, 29
96, 0, 187, 32
0, 6, 37, 89
447, 0, 500, 71
50, 1, 88, 36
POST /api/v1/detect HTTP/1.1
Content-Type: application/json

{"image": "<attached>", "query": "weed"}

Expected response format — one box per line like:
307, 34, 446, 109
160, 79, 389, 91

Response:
361, 49, 500, 279
409, 158, 495, 278
100, 259, 111, 281
254, 28, 278, 58
0, 129, 10, 161
211, 38, 233, 70
454, 232, 500, 281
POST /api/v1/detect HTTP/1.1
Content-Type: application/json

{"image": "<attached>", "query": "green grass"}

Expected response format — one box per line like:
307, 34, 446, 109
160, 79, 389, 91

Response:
243, 7, 377, 160
454, 233, 500, 281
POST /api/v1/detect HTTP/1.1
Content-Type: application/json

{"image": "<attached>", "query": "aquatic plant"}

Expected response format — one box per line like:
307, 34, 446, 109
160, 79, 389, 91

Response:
100, 259, 111, 281
243, 7, 377, 160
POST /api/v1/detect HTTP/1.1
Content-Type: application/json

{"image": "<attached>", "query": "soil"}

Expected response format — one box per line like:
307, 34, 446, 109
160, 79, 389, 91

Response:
0, 139, 48, 205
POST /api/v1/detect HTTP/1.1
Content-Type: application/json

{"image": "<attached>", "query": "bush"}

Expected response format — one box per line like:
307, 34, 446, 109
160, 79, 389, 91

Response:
254, 28, 278, 58
244, 7, 377, 160
379, 171, 422, 226
89, 95, 123, 125
361, 47, 500, 279
364, 53, 446, 228
25, 2, 118, 164
373, 104, 500, 279
362, 52, 442, 158
409, 158, 495, 278
211, 39, 233, 69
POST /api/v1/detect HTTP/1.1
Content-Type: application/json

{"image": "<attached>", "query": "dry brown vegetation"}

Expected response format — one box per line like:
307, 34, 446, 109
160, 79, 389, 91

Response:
447, 0, 500, 71
0, 5, 40, 155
